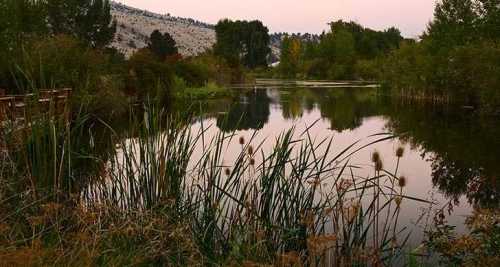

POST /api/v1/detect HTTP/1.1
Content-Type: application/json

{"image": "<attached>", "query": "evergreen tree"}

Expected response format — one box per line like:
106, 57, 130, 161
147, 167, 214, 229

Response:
147, 30, 178, 60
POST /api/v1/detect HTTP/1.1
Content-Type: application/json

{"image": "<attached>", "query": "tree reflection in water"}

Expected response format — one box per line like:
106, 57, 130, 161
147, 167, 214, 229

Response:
192, 84, 499, 208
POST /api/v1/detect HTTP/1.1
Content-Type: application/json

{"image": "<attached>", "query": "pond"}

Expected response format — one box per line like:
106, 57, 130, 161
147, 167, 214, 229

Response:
175, 79, 499, 248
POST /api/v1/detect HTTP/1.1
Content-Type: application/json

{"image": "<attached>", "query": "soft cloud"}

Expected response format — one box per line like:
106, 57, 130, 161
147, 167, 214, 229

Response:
115, 0, 436, 37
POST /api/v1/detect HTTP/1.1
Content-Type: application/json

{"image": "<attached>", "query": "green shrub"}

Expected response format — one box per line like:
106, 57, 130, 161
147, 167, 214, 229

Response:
127, 48, 174, 103
174, 61, 209, 87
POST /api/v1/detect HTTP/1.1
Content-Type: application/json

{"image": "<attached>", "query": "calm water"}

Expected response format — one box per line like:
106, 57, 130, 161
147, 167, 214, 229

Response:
177, 79, 499, 247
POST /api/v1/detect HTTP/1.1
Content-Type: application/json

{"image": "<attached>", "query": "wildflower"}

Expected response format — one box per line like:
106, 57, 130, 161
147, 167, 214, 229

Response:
239, 136, 245, 145
307, 177, 321, 187
300, 210, 315, 227
41, 202, 63, 217
322, 207, 334, 217
396, 147, 405, 158
371, 151, 380, 163
337, 178, 353, 192
307, 234, 337, 254
242, 260, 264, 267
28, 216, 45, 227
398, 176, 407, 188
277, 251, 301, 266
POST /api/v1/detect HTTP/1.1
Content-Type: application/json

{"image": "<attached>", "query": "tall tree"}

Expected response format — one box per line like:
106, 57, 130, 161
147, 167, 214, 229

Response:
147, 30, 178, 60
476, 0, 500, 40
47, 0, 116, 48
425, 0, 477, 47
279, 36, 302, 77
242, 21, 271, 68
0, 0, 47, 48
214, 19, 271, 68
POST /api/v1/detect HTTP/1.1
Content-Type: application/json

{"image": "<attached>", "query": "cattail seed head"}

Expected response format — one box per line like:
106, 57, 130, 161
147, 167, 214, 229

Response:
239, 136, 245, 145
375, 159, 383, 171
398, 176, 407, 188
248, 145, 254, 155
224, 168, 231, 176
249, 158, 255, 166
371, 151, 380, 163
396, 147, 405, 158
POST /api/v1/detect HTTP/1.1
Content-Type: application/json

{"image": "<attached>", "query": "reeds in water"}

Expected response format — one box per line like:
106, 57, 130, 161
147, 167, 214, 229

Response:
0, 102, 432, 266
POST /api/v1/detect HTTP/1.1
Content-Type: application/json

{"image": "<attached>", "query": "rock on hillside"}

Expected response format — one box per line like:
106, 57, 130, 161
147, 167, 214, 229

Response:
110, 2, 216, 57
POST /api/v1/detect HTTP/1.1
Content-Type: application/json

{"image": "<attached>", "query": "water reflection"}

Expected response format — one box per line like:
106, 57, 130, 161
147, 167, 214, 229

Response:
217, 89, 271, 131
193, 80, 499, 208
383, 101, 500, 207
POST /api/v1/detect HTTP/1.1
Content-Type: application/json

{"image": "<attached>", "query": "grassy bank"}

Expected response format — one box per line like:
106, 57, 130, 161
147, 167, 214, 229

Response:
172, 80, 233, 100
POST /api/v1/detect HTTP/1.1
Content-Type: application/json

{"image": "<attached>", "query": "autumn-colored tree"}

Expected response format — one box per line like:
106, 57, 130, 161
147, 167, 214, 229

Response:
279, 36, 302, 77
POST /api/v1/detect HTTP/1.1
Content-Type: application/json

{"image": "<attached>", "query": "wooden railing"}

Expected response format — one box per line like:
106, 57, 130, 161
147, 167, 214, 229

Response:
0, 89, 72, 123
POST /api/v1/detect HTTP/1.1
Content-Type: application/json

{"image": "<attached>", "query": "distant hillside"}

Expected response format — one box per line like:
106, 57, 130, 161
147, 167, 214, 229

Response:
110, 2, 216, 57
110, 2, 281, 62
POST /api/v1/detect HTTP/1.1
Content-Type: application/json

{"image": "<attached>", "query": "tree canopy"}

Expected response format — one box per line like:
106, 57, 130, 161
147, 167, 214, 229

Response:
278, 20, 403, 79
214, 19, 271, 68
47, 0, 116, 48
147, 30, 178, 60
0, 0, 116, 49
425, 0, 500, 47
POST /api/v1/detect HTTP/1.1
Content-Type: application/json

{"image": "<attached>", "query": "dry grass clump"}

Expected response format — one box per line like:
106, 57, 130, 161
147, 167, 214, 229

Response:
0, 198, 203, 266
426, 208, 500, 267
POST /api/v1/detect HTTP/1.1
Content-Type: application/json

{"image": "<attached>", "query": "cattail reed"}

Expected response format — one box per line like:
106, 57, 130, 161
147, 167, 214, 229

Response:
247, 145, 254, 156
371, 151, 380, 163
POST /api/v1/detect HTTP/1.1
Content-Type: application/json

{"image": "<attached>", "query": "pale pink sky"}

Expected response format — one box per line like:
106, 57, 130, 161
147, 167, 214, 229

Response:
116, 0, 437, 38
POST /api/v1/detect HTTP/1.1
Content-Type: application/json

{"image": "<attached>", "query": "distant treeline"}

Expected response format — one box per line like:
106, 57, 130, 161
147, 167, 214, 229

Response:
275, 20, 406, 80
273, 0, 500, 113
